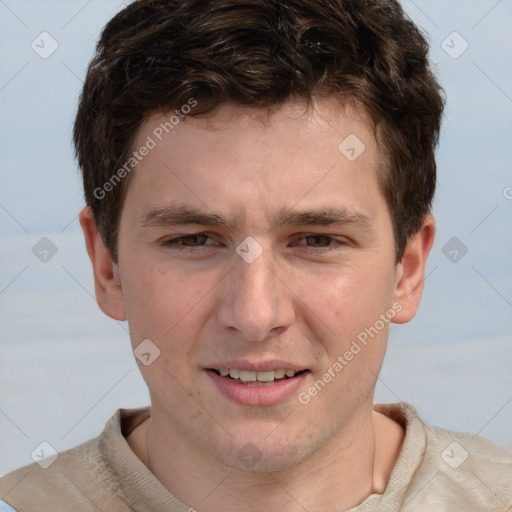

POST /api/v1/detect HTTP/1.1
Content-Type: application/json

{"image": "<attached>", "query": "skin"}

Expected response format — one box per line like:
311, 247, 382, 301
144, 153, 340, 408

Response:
80, 98, 435, 511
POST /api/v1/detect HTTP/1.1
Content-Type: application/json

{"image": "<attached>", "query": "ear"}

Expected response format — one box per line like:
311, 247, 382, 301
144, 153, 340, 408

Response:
392, 213, 435, 324
79, 206, 126, 321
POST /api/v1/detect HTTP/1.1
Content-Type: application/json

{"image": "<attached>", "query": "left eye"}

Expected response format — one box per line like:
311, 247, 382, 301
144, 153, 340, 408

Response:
296, 235, 336, 247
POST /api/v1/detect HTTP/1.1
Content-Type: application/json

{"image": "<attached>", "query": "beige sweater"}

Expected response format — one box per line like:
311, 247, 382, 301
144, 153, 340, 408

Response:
1, 403, 511, 511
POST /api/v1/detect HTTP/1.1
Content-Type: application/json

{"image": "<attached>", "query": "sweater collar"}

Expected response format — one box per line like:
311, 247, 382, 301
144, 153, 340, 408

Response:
102, 402, 427, 512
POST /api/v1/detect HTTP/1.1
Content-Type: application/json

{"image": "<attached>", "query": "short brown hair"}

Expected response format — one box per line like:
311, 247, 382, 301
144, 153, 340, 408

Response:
74, 0, 444, 262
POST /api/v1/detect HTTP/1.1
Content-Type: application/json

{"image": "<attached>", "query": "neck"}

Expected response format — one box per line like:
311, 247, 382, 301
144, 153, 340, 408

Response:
127, 405, 404, 512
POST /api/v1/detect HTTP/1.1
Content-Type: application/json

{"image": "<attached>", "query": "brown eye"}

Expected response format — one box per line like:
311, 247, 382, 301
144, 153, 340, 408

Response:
292, 234, 349, 254
176, 234, 209, 246
164, 234, 216, 250
303, 235, 333, 247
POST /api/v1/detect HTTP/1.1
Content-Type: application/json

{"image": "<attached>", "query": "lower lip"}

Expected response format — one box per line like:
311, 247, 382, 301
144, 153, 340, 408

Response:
206, 370, 309, 406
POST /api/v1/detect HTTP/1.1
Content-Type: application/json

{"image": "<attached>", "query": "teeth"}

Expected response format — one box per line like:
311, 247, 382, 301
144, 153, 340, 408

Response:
218, 368, 300, 382
256, 371, 275, 382
239, 370, 256, 382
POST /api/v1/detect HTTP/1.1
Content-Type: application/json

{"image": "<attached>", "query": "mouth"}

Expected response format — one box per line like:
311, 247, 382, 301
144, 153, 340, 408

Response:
208, 368, 308, 385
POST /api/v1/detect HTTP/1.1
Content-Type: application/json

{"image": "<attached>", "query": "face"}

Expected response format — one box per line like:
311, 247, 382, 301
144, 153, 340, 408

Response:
85, 99, 430, 472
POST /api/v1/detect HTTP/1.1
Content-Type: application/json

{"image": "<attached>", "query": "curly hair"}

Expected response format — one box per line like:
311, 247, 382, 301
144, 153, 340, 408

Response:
74, 0, 445, 262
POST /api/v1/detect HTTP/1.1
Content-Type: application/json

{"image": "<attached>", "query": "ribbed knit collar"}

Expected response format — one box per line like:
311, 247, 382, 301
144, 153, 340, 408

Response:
102, 402, 427, 512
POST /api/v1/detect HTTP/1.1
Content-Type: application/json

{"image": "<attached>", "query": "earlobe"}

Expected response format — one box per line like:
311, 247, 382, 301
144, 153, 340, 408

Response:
79, 206, 126, 321
392, 214, 436, 324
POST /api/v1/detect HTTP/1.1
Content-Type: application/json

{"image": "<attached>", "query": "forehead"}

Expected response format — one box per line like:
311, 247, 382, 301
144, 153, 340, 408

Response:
123, 99, 385, 229
141, 99, 377, 149
133, 99, 380, 176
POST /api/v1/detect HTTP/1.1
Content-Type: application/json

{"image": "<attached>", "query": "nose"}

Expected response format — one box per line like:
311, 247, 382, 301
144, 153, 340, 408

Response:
216, 244, 295, 342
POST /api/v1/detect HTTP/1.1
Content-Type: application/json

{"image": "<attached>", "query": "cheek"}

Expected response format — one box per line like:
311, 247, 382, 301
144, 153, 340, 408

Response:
121, 261, 210, 396
297, 262, 395, 345
293, 260, 395, 404
121, 259, 207, 346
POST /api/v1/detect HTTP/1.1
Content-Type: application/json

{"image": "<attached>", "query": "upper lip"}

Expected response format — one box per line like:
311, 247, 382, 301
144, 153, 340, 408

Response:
206, 360, 308, 372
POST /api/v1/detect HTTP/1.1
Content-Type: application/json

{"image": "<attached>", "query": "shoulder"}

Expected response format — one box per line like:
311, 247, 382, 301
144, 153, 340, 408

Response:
374, 402, 512, 510
0, 436, 114, 512
0, 409, 145, 512
405, 405, 512, 510
424, 424, 512, 488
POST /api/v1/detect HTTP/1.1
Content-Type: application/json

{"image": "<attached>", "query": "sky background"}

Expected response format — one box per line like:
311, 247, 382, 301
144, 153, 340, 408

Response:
0, 0, 511, 475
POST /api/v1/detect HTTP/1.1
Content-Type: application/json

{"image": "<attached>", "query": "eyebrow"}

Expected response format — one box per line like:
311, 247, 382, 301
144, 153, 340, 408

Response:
141, 206, 240, 230
269, 208, 371, 231
140, 205, 372, 231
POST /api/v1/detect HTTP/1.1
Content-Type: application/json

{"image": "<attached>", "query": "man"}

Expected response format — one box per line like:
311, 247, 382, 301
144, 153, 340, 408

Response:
1, 0, 510, 510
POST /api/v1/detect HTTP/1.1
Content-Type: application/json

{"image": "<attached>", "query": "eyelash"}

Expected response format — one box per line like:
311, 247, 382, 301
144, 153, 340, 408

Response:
163, 234, 347, 253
